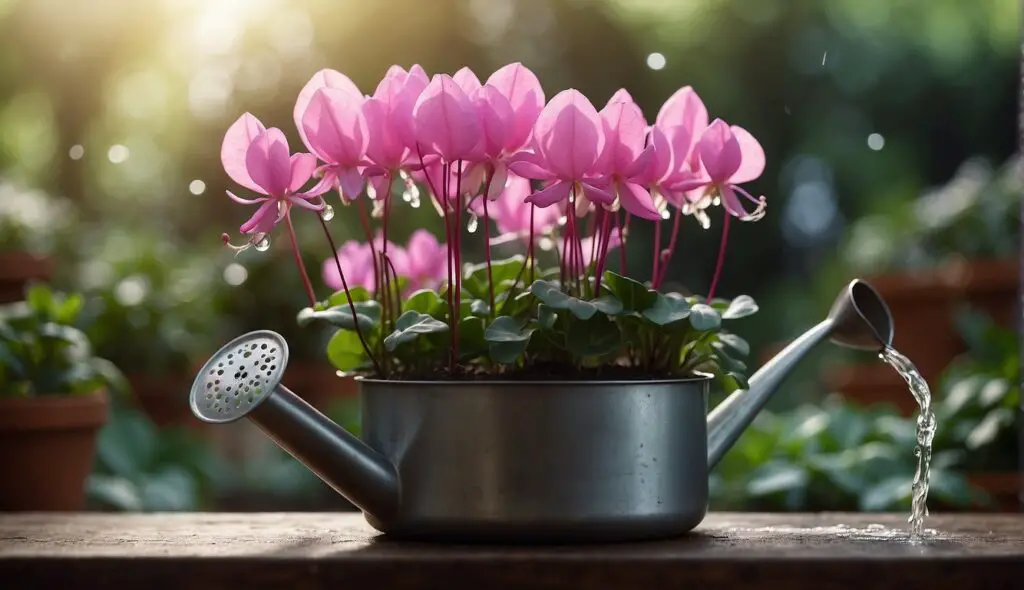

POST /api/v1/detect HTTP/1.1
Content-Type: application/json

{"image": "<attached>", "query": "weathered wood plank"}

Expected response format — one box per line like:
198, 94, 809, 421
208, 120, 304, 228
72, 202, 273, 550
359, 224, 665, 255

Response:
1, 512, 1021, 589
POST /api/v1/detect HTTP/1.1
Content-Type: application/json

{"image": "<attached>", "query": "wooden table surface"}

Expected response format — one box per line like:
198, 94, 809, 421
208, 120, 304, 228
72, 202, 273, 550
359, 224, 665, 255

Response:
1, 512, 1022, 589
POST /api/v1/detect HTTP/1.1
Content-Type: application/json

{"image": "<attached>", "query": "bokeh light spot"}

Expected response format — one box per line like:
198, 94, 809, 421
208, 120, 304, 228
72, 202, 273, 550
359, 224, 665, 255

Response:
646, 52, 666, 70
107, 144, 130, 164
189, 179, 207, 195
69, 144, 84, 160
867, 133, 885, 150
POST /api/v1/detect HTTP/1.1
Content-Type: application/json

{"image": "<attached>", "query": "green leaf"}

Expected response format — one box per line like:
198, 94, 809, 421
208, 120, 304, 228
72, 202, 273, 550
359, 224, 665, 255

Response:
642, 294, 691, 325
717, 371, 750, 393
86, 475, 143, 511
688, 303, 722, 331
722, 295, 758, 319
538, 304, 558, 330
566, 315, 621, 358
403, 289, 445, 316
383, 311, 449, 352
529, 280, 610, 320
746, 461, 809, 496
591, 295, 624, 316
484, 316, 535, 364
859, 475, 910, 511
716, 332, 750, 357
25, 283, 55, 316
470, 299, 491, 317
297, 300, 381, 332
458, 316, 487, 357
326, 329, 367, 372
319, 286, 373, 310
602, 271, 657, 312
53, 293, 84, 324
463, 255, 525, 300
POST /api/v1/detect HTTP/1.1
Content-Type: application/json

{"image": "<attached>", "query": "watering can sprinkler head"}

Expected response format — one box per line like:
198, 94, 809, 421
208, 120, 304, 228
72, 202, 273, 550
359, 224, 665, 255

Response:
826, 279, 894, 351
189, 330, 400, 519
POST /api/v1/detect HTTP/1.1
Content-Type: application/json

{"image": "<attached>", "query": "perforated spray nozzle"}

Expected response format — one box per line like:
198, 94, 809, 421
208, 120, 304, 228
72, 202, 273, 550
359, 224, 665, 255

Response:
190, 330, 289, 424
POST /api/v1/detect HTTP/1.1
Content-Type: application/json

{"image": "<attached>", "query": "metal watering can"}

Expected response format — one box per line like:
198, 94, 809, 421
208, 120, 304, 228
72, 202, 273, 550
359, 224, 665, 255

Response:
190, 279, 893, 542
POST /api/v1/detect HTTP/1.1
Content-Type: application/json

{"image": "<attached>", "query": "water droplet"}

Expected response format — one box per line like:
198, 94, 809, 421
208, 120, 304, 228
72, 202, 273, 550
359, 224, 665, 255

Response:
320, 204, 335, 221
660, 209, 671, 220
467, 214, 479, 233
254, 235, 270, 251
712, 196, 722, 207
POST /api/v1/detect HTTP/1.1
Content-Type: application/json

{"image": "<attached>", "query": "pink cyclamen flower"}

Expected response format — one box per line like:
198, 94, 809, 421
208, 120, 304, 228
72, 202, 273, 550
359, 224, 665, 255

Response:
671, 119, 766, 221
322, 235, 408, 293
469, 174, 561, 244
458, 63, 546, 201
510, 89, 613, 217
294, 70, 369, 200
402, 229, 448, 291
648, 86, 710, 215
592, 89, 661, 220
362, 65, 431, 197
220, 113, 325, 243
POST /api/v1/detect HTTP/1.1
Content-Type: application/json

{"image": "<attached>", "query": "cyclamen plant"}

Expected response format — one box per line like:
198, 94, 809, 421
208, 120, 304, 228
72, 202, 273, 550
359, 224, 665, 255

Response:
219, 63, 765, 390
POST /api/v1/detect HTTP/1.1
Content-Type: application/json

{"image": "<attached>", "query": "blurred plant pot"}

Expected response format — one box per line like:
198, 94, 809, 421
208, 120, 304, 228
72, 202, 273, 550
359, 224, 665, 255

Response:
826, 257, 1019, 414
0, 252, 54, 304
967, 472, 1020, 512
0, 390, 109, 511
283, 361, 359, 413
129, 372, 205, 431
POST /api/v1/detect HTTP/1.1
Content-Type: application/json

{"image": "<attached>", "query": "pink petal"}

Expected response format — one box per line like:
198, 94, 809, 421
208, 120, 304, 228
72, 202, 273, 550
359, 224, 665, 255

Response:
338, 167, 364, 199
294, 69, 362, 148
239, 200, 280, 234
289, 153, 317, 193
486, 161, 508, 200
668, 174, 712, 193
485, 63, 545, 151
475, 85, 513, 158
647, 126, 675, 183
605, 88, 634, 106
226, 190, 267, 205
288, 195, 325, 211
728, 125, 766, 184
623, 143, 656, 180
300, 171, 336, 198
533, 89, 603, 180
391, 67, 429, 152
302, 88, 368, 166
452, 67, 482, 95
525, 179, 571, 207
655, 86, 709, 133
580, 181, 614, 205
617, 182, 661, 220
362, 97, 404, 169
412, 74, 482, 162
507, 150, 557, 181
373, 65, 408, 102
245, 129, 292, 197
221, 113, 267, 194
697, 120, 742, 184
599, 93, 647, 174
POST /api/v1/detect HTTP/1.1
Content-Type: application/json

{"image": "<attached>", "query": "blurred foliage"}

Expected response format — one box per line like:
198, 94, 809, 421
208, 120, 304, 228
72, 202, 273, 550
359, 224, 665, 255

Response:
72, 226, 229, 376
843, 156, 1022, 274
0, 178, 76, 254
0, 283, 128, 398
88, 402, 225, 511
710, 395, 986, 512
932, 307, 1020, 472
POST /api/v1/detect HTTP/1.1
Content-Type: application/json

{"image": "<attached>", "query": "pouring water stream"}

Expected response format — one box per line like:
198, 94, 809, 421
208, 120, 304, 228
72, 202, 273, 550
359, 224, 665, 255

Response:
879, 346, 936, 538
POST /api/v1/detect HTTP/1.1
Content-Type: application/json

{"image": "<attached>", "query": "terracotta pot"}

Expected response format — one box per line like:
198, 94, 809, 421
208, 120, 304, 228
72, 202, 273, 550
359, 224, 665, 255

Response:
826, 258, 1019, 415
0, 390, 109, 511
967, 472, 1021, 512
128, 373, 205, 431
0, 252, 54, 304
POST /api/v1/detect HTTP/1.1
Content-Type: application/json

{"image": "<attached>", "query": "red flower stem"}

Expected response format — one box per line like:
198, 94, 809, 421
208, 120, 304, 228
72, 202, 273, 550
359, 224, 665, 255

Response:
453, 161, 466, 369
619, 212, 631, 275
441, 163, 455, 373
651, 217, 662, 287
707, 212, 731, 301
528, 205, 536, 284
593, 208, 613, 296
317, 216, 382, 376
283, 208, 317, 307
480, 169, 496, 316
655, 207, 683, 289
355, 198, 380, 293
379, 172, 394, 331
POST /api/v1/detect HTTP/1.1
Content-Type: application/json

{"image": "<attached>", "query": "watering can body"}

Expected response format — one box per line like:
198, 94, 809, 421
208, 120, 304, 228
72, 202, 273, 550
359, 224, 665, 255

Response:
190, 279, 893, 542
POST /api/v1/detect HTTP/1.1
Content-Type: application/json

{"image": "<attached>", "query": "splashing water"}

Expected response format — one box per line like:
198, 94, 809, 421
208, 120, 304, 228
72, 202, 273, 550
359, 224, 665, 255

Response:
320, 204, 335, 221
879, 346, 936, 538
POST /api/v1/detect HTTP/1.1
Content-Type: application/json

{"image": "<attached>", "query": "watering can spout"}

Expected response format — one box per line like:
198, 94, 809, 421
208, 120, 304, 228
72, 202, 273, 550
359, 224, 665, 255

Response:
706, 279, 893, 468
188, 331, 400, 520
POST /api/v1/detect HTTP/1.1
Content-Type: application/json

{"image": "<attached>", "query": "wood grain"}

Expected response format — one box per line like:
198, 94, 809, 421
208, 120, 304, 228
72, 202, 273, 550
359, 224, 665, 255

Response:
1, 512, 1022, 589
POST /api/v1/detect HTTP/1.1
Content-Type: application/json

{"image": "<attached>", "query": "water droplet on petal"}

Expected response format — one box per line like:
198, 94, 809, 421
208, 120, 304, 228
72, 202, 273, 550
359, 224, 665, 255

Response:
254, 235, 271, 251
320, 204, 335, 221
712, 196, 721, 207
467, 214, 479, 233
